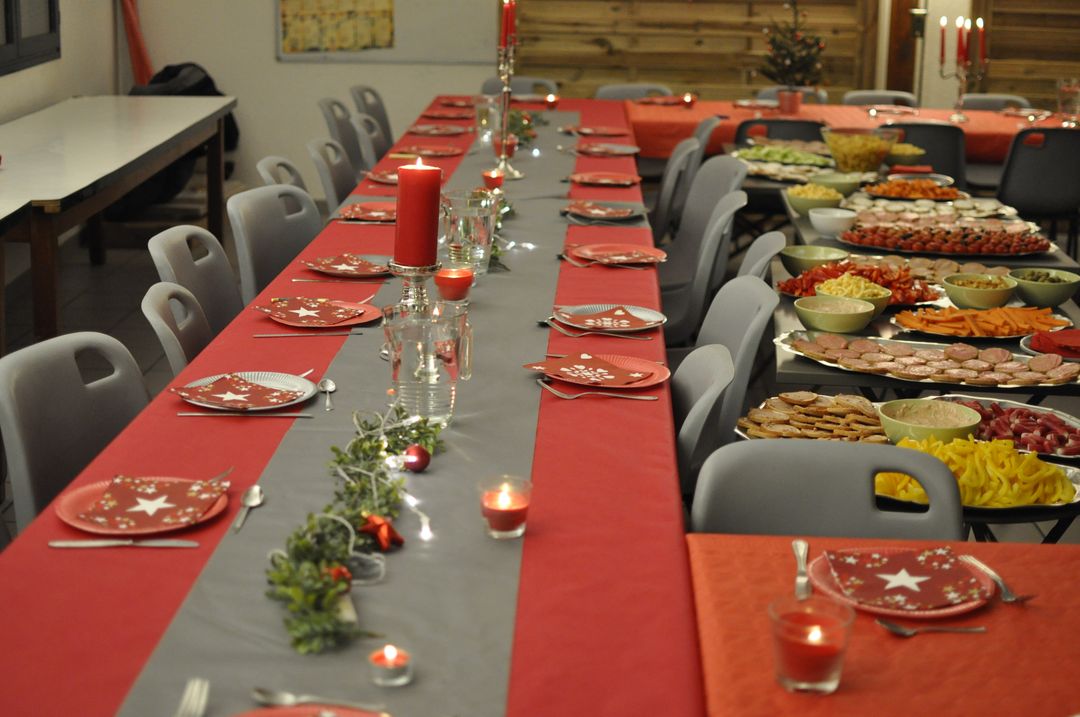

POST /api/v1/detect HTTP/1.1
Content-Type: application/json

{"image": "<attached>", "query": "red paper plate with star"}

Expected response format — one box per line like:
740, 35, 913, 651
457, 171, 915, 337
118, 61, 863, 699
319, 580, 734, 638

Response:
809, 546, 994, 619
337, 202, 396, 222
172, 372, 317, 411
421, 108, 473, 120
301, 253, 391, 278
570, 125, 629, 137
365, 169, 398, 185
253, 298, 378, 328
440, 97, 476, 108
56, 476, 230, 536
568, 171, 642, 187
576, 143, 641, 157
569, 243, 667, 265
524, 352, 670, 389
397, 144, 464, 158
408, 123, 470, 136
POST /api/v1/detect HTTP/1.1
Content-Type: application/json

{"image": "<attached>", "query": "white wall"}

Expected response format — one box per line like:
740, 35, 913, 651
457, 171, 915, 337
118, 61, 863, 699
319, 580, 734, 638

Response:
873, 0, 971, 109
137, 1, 492, 200
0, 0, 116, 123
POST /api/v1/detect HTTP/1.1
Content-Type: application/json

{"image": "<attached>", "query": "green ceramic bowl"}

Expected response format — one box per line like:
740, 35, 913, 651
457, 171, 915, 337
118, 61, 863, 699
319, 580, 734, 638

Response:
1008, 268, 1080, 307
877, 399, 982, 445
779, 245, 850, 276
815, 286, 892, 317
943, 273, 1017, 309
793, 296, 876, 333
809, 172, 862, 196
786, 190, 843, 216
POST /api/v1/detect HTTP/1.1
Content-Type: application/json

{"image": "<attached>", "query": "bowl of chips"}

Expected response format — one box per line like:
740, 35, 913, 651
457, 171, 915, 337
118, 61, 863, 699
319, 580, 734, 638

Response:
785, 184, 843, 216
815, 272, 892, 316
821, 127, 901, 172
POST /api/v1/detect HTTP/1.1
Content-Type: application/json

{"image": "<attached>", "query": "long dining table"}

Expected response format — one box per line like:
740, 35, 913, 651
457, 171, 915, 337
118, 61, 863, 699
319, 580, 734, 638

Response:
625, 99, 1060, 163
0, 98, 704, 716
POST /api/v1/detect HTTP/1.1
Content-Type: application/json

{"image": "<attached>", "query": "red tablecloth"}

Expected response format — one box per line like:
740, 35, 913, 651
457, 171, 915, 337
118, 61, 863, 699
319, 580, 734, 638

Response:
626, 101, 1061, 163
0, 98, 704, 717
687, 534, 1080, 716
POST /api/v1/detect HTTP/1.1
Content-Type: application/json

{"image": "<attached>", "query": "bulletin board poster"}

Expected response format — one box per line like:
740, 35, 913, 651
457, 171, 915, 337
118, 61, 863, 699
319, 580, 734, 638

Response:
279, 0, 394, 56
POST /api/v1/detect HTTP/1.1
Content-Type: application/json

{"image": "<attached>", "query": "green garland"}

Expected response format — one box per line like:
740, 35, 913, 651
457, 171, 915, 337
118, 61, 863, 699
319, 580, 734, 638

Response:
265, 406, 443, 654
507, 108, 548, 147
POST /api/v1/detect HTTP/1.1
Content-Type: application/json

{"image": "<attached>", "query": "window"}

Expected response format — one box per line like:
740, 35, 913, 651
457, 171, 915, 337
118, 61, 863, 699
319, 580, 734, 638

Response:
0, 0, 60, 77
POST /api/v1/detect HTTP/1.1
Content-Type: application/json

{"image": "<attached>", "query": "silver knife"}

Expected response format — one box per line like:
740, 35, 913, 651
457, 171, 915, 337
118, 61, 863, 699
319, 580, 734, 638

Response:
792, 539, 811, 600
49, 539, 200, 548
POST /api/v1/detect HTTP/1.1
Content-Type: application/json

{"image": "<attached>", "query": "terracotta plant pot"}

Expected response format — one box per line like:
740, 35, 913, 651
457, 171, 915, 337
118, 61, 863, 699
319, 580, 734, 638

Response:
777, 90, 803, 114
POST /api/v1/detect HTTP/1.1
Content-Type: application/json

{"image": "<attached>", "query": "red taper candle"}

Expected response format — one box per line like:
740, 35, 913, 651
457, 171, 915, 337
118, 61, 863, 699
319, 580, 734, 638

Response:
939, 16, 947, 67
976, 17, 986, 64
500, 0, 512, 49
955, 16, 965, 65
394, 159, 442, 267
963, 18, 972, 63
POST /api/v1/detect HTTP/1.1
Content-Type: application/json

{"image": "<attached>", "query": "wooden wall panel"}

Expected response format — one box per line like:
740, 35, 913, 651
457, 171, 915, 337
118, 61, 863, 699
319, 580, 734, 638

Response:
972, 0, 1080, 108
517, 0, 875, 101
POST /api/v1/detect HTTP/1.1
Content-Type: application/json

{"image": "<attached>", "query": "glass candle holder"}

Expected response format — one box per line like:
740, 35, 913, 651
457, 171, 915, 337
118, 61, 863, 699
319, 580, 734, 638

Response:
545, 93, 560, 110
434, 267, 474, 302
479, 475, 532, 539
482, 169, 505, 190
369, 644, 413, 687
768, 596, 854, 694
682, 92, 697, 109
493, 133, 519, 160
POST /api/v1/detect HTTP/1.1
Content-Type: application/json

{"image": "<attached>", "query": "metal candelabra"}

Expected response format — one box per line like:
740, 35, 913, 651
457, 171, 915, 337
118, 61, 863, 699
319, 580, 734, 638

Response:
388, 261, 439, 308
495, 45, 524, 179
939, 59, 987, 124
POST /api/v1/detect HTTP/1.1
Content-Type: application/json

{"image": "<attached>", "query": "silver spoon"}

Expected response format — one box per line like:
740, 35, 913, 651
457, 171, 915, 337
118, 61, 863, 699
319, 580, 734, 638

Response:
232, 485, 265, 533
250, 687, 386, 715
875, 618, 986, 638
318, 378, 337, 411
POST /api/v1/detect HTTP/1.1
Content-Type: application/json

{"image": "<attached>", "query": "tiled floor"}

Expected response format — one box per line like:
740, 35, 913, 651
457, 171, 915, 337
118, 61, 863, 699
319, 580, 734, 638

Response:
1, 222, 1078, 545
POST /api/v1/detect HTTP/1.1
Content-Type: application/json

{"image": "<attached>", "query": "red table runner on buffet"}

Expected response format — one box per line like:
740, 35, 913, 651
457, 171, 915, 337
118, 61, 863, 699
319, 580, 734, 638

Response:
688, 534, 1080, 716
625, 100, 1060, 163
0, 97, 704, 717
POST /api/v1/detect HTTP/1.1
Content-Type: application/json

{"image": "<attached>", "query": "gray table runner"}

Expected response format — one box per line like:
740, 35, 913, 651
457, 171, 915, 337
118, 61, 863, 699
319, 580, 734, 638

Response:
119, 112, 582, 717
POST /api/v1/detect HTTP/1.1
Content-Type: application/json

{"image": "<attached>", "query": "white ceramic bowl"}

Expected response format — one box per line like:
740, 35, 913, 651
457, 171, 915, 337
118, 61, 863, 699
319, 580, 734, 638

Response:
808, 208, 857, 237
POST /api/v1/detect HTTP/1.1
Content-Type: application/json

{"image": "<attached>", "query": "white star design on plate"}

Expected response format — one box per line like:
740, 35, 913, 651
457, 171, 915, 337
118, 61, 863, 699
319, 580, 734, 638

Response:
288, 307, 321, 318
212, 391, 249, 402
127, 495, 176, 517
329, 263, 358, 272
876, 568, 931, 592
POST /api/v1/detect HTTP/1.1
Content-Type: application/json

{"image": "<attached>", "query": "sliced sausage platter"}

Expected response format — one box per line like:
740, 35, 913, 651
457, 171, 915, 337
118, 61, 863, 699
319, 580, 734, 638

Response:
776, 330, 1080, 389
936, 394, 1080, 459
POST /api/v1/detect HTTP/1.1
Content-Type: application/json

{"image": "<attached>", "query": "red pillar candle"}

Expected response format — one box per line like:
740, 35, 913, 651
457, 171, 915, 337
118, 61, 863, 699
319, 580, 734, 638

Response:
482, 168, 505, 190
394, 158, 442, 267
955, 16, 965, 65
479, 476, 532, 538
939, 16, 947, 67
434, 267, 474, 301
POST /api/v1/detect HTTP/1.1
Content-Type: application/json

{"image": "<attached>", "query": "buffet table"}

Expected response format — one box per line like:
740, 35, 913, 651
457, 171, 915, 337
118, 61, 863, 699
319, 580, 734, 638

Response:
0, 99, 704, 716
688, 534, 1080, 716
625, 100, 1057, 163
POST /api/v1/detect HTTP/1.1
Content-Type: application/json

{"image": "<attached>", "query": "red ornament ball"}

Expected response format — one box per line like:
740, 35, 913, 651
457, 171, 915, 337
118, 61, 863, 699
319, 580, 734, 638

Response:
403, 444, 431, 472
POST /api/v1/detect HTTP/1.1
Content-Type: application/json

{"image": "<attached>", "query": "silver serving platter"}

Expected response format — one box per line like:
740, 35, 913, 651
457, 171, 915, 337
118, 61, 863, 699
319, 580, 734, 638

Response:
179, 371, 317, 412
775, 329, 1080, 389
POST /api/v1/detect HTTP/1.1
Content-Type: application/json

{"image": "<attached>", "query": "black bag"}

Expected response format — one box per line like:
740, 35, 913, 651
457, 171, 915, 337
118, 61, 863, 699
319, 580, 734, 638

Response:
107, 63, 239, 219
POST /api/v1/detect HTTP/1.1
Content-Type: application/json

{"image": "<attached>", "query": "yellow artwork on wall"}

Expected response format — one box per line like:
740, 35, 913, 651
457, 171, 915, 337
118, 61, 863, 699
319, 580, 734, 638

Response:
280, 0, 394, 54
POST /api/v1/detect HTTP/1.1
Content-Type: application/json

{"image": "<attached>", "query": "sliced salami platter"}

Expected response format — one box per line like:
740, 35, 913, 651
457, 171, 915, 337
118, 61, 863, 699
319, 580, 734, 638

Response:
776, 330, 1080, 389
936, 395, 1080, 459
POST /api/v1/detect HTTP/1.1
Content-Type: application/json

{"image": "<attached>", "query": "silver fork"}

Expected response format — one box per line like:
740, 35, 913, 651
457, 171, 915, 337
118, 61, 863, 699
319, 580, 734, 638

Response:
875, 618, 986, 638
958, 555, 1036, 604
173, 677, 210, 717
541, 318, 653, 341
537, 378, 658, 401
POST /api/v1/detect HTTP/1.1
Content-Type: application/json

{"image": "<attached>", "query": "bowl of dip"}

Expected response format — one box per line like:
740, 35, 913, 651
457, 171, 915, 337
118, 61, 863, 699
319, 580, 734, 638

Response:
794, 295, 876, 333
877, 398, 982, 444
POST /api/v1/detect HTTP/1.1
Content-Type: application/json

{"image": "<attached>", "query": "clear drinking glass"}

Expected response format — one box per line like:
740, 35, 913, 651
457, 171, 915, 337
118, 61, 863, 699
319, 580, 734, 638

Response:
1057, 78, 1080, 127
382, 304, 465, 426
441, 188, 498, 276
434, 301, 472, 382
474, 95, 498, 144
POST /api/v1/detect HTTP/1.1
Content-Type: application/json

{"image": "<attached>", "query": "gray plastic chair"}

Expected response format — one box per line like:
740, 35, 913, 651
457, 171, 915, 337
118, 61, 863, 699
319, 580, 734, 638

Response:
349, 113, 385, 168
671, 116, 724, 227
671, 344, 735, 495
227, 185, 323, 303
147, 225, 243, 336
997, 128, 1080, 250
690, 440, 964, 540
733, 118, 826, 145
660, 188, 748, 346
141, 282, 213, 377
691, 275, 779, 452
890, 121, 967, 189
481, 76, 559, 95
594, 83, 673, 99
256, 155, 307, 190
349, 84, 394, 152
756, 86, 828, 104
316, 97, 365, 181
307, 138, 357, 210
842, 89, 919, 107
737, 231, 787, 281
649, 138, 699, 244
0, 332, 150, 532
961, 93, 1031, 111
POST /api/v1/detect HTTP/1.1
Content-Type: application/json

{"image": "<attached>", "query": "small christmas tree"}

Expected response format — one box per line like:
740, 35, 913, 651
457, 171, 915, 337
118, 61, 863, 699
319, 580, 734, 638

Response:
760, 1, 826, 88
